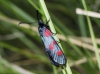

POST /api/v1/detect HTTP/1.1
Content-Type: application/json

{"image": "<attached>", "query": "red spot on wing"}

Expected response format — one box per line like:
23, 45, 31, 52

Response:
56, 50, 62, 56
49, 43, 54, 50
49, 41, 57, 50
44, 29, 51, 37
53, 41, 56, 45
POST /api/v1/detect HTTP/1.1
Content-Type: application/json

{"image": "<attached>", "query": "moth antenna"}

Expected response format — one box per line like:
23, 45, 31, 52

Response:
37, 10, 39, 21
17, 22, 37, 27
18, 22, 23, 27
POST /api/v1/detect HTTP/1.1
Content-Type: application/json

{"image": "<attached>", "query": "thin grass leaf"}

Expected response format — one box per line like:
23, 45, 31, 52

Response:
39, 0, 73, 74
81, 0, 100, 70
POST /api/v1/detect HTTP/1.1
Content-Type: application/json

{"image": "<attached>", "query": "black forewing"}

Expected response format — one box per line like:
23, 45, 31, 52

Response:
38, 26, 66, 66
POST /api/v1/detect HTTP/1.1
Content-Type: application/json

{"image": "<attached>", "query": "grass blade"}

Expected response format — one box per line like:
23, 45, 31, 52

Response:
81, 0, 100, 70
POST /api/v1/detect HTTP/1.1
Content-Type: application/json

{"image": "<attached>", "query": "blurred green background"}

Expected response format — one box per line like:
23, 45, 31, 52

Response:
0, 0, 100, 74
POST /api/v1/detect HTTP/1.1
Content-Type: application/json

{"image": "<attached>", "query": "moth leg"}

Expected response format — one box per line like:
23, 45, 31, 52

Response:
52, 33, 60, 43
52, 32, 57, 36
56, 41, 60, 44
18, 22, 37, 26
45, 19, 50, 25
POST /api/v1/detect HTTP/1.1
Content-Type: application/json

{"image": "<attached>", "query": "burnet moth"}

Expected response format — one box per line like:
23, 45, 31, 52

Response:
18, 10, 66, 67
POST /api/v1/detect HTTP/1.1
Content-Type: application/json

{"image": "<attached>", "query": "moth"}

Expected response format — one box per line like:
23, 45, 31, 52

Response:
18, 11, 66, 67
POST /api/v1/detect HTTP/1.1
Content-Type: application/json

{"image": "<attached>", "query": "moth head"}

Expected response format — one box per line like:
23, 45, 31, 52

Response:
38, 20, 45, 27
39, 20, 44, 24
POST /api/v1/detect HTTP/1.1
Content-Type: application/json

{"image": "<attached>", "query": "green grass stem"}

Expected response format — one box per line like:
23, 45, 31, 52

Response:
81, 0, 100, 70
39, 0, 72, 74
